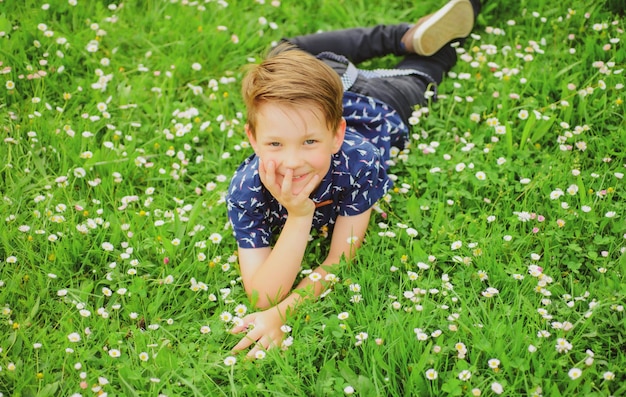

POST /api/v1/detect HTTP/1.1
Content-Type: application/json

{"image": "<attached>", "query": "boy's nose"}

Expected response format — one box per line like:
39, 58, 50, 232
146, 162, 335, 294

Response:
281, 150, 303, 169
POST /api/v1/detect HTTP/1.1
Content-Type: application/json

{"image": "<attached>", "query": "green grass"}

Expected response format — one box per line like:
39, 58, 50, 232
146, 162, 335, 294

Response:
1, 0, 625, 396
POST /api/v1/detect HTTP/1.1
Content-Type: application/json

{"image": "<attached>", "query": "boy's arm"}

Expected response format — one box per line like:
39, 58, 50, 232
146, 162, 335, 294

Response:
235, 159, 322, 308
238, 211, 314, 309
238, 202, 372, 307
232, 209, 372, 357
293, 207, 373, 294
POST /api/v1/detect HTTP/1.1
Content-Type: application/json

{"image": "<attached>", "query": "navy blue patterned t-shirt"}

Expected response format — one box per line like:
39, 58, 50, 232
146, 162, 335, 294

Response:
227, 91, 408, 249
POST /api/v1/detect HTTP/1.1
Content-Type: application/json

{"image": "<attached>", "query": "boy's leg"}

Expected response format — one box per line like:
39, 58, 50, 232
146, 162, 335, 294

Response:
289, 0, 481, 64
287, 24, 410, 64
350, 0, 479, 125
290, 0, 480, 125
401, 0, 479, 56
395, 0, 479, 83
349, 75, 427, 128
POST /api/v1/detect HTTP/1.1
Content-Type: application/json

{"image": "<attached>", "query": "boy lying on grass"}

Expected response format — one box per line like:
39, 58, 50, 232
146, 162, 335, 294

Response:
226, 0, 480, 357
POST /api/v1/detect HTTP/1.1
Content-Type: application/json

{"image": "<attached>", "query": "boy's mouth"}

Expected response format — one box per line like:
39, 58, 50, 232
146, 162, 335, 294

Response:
286, 172, 309, 182
292, 173, 308, 181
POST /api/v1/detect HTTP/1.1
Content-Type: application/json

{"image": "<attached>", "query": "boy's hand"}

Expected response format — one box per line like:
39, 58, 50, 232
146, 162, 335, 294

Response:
258, 159, 318, 217
230, 307, 285, 359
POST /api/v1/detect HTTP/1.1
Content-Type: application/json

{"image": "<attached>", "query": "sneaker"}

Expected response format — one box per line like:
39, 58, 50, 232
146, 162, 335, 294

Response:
402, 0, 474, 56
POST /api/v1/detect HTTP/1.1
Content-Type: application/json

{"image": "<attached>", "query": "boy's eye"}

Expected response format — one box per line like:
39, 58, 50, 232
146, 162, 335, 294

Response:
304, 139, 317, 145
268, 142, 281, 147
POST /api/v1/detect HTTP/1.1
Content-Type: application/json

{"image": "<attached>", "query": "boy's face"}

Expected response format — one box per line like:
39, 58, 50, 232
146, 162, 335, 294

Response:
246, 102, 346, 196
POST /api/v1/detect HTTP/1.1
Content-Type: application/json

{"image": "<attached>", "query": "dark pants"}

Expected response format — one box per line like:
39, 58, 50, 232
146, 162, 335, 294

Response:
287, 0, 481, 125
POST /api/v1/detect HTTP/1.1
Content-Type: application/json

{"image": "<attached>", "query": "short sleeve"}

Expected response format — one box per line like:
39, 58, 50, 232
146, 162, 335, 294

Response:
226, 156, 276, 249
336, 134, 392, 216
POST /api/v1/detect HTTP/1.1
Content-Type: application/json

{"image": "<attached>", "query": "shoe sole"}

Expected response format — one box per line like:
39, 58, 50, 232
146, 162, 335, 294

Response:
413, 0, 474, 56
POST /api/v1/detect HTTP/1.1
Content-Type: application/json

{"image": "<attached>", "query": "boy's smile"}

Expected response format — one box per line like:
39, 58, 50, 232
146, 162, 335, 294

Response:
247, 102, 346, 195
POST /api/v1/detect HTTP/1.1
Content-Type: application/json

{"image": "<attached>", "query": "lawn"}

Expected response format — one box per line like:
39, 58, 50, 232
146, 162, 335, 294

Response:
0, 0, 625, 396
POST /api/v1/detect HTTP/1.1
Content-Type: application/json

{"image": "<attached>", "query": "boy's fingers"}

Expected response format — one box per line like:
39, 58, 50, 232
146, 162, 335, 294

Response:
258, 162, 267, 185
246, 336, 274, 358
281, 168, 293, 194
299, 173, 319, 197
247, 344, 263, 358
258, 157, 264, 172
230, 315, 256, 334
230, 323, 246, 334
261, 160, 276, 187
232, 331, 258, 352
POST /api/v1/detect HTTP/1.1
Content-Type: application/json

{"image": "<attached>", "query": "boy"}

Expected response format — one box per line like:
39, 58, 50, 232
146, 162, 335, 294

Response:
227, 0, 480, 357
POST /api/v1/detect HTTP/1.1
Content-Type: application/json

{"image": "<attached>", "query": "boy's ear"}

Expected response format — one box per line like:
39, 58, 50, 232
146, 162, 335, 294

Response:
245, 123, 258, 152
332, 118, 347, 153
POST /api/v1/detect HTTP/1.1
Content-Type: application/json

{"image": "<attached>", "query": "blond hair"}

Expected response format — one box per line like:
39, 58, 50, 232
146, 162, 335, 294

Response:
241, 42, 344, 137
